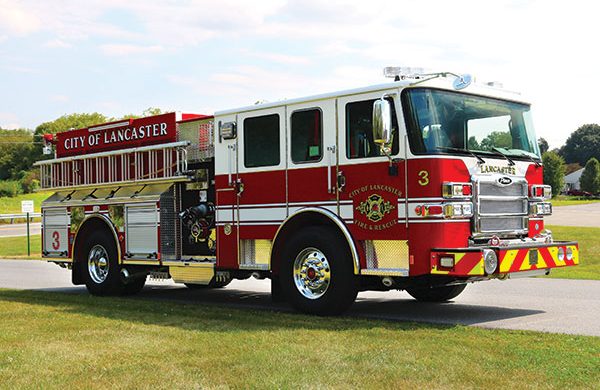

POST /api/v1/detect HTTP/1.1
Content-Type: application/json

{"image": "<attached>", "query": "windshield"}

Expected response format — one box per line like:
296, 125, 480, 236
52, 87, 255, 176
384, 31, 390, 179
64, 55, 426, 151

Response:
402, 88, 540, 158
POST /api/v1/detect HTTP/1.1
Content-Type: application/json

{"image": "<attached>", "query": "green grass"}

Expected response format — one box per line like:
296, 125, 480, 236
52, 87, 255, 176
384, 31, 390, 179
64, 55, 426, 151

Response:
0, 191, 51, 214
551, 195, 600, 207
0, 235, 41, 259
546, 225, 599, 280
0, 289, 597, 389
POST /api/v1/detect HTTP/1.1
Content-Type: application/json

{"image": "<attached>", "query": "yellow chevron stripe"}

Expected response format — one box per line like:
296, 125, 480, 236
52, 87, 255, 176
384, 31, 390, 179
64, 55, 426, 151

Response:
499, 249, 518, 273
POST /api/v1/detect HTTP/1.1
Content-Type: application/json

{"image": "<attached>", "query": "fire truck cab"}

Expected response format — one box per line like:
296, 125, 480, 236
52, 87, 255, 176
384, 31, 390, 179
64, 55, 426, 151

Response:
36, 70, 578, 314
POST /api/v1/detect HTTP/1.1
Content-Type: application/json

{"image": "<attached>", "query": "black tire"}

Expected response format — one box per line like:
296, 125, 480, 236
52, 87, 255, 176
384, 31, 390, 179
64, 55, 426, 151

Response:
123, 275, 146, 295
82, 230, 125, 296
406, 284, 467, 302
280, 226, 358, 315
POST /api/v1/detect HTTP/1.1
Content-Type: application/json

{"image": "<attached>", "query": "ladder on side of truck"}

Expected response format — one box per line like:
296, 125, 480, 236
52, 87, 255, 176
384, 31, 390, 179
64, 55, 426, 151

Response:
35, 141, 190, 190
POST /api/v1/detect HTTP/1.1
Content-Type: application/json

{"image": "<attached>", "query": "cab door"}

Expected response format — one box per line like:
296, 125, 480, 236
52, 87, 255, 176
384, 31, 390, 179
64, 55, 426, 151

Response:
236, 107, 286, 270
336, 91, 409, 275
287, 100, 337, 214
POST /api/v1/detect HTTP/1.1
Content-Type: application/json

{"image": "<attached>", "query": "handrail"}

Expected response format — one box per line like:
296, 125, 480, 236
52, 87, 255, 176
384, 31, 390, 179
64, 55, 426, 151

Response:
34, 141, 190, 165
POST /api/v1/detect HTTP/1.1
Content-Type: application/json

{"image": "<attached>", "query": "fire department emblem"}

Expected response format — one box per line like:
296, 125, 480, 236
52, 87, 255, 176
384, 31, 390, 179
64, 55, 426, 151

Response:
356, 194, 395, 222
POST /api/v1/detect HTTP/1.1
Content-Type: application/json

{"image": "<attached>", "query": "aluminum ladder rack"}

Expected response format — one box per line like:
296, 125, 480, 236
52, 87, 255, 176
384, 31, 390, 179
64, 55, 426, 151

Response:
35, 141, 190, 191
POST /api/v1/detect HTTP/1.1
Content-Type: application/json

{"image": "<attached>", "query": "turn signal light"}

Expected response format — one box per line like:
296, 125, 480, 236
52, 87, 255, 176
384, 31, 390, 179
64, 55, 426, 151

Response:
530, 185, 552, 200
442, 182, 473, 198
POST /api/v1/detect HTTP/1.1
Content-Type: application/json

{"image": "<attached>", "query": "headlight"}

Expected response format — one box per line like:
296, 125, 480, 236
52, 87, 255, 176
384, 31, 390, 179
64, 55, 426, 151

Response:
530, 202, 552, 216
443, 202, 474, 218
558, 247, 565, 261
566, 247, 573, 261
483, 249, 498, 274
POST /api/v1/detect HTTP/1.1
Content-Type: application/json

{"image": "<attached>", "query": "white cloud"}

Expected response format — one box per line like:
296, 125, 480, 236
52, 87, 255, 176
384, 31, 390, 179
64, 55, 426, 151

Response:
49, 95, 69, 103
0, 112, 21, 129
44, 39, 72, 49
100, 43, 164, 56
0, 0, 41, 35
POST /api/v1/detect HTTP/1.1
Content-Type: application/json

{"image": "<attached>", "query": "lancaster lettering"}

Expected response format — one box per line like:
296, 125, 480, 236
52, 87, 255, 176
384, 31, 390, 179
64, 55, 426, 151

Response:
349, 184, 402, 198
480, 165, 517, 175
62, 122, 169, 150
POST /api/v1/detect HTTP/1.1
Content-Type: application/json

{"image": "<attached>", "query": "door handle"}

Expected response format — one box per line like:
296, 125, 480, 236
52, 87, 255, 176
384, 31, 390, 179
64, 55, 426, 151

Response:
227, 144, 236, 186
337, 171, 346, 192
326, 145, 336, 193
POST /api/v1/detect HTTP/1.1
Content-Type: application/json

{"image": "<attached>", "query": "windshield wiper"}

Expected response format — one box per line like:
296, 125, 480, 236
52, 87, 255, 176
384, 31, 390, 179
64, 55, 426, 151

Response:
519, 152, 542, 167
491, 147, 515, 166
436, 146, 486, 164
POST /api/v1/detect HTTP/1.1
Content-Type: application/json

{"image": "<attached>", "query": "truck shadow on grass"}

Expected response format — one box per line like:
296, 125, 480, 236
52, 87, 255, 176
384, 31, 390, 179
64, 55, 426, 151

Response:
0, 284, 544, 330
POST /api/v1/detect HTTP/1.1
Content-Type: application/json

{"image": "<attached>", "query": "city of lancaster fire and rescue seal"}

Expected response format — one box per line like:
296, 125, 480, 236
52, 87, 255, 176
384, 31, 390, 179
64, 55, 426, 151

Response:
356, 194, 395, 223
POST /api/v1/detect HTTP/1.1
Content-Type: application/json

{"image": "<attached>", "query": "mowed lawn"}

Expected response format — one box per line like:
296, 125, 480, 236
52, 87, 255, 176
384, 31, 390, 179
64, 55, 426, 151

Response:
0, 192, 51, 214
545, 225, 599, 280
0, 289, 598, 389
0, 235, 41, 259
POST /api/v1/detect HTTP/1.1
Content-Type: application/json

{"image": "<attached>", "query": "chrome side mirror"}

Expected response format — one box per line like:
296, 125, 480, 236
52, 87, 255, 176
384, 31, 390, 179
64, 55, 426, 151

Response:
372, 98, 393, 154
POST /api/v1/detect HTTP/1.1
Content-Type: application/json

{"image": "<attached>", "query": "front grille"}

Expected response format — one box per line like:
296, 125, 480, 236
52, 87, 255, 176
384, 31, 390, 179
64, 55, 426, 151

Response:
475, 176, 528, 236
480, 199, 528, 215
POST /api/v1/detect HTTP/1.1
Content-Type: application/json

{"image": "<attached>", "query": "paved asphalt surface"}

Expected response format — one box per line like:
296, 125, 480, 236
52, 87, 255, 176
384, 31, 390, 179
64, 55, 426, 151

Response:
0, 222, 41, 237
0, 259, 598, 336
545, 202, 600, 227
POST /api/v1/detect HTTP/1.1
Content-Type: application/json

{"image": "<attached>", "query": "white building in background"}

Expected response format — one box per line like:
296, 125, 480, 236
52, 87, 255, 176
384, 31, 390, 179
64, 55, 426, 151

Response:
564, 168, 584, 191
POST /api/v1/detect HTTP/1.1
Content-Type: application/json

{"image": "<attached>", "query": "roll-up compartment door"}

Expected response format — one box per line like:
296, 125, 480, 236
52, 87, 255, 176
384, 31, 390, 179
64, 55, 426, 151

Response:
125, 203, 159, 258
43, 208, 69, 256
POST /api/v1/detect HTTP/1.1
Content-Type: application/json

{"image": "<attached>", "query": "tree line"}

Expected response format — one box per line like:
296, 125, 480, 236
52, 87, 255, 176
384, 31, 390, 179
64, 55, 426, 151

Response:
542, 123, 600, 196
0, 109, 162, 197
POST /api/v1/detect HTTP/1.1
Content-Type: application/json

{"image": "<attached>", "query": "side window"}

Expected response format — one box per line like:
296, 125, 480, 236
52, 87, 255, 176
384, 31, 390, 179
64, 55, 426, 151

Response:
244, 114, 280, 168
291, 109, 322, 163
346, 98, 399, 159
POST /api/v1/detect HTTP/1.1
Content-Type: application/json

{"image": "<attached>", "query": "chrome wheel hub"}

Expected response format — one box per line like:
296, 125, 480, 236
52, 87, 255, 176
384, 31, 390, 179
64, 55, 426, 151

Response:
293, 247, 331, 300
88, 244, 109, 284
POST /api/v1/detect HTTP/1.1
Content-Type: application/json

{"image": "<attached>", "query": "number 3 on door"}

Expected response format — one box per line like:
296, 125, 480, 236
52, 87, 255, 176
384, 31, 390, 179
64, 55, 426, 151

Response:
418, 170, 429, 186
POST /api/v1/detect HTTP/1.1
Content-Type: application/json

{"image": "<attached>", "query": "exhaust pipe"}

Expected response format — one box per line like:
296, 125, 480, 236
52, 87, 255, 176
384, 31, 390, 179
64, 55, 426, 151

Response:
381, 277, 394, 288
120, 268, 130, 282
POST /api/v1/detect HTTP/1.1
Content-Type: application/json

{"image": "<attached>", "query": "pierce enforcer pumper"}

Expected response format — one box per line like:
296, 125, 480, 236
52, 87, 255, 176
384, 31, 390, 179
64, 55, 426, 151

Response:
36, 69, 578, 314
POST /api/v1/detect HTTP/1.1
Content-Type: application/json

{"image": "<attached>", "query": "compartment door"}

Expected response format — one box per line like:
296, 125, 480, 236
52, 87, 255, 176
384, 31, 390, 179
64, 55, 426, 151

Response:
42, 207, 69, 257
125, 203, 159, 259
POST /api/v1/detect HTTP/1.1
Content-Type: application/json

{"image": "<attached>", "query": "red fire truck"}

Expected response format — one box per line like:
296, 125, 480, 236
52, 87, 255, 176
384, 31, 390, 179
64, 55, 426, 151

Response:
36, 70, 578, 314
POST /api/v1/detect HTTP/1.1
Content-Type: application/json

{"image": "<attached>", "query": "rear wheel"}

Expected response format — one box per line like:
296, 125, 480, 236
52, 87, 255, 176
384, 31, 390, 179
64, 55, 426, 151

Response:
83, 231, 124, 296
280, 226, 358, 315
406, 284, 467, 302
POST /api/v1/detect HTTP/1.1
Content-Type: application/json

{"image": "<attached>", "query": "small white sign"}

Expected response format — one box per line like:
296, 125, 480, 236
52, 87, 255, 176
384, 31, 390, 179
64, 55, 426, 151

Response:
21, 200, 34, 214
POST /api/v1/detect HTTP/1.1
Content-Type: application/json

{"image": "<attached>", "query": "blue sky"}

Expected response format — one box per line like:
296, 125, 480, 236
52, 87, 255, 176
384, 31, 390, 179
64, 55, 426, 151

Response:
1, 0, 599, 148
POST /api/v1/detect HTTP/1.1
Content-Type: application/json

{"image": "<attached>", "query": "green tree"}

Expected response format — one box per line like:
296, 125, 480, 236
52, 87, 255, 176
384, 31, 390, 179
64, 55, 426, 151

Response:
34, 112, 109, 135
0, 128, 39, 181
560, 123, 600, 165
480, 131, 511, 150
538, 137, 549, 154
542, 151, 565, 197
579, 158, 600, 194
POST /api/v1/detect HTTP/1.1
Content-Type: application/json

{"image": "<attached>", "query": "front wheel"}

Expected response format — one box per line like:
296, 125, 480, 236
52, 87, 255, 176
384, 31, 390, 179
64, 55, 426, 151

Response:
280, 226, 358, 315
406, 284, 467, 302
